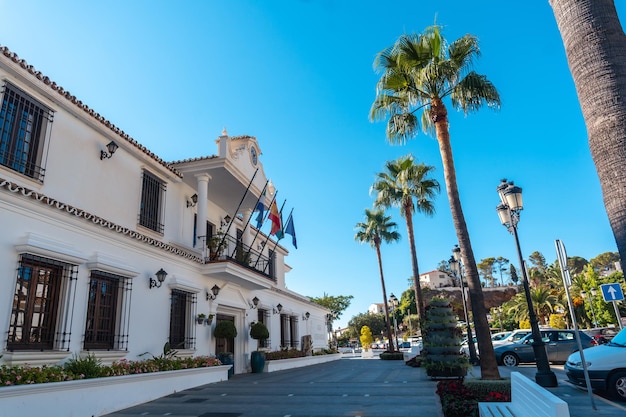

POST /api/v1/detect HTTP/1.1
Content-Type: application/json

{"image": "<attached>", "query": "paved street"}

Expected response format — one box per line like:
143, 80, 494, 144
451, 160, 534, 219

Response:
105, 354, 626, 417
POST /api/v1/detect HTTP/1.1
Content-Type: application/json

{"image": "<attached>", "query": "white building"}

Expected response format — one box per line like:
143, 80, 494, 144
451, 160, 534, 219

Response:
0, 46, 329, 374
368, 303, 384, 314
420, 270, 455, 289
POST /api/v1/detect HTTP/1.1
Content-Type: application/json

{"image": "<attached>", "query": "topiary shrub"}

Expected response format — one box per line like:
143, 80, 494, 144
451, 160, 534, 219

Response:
214, 320, 237, 339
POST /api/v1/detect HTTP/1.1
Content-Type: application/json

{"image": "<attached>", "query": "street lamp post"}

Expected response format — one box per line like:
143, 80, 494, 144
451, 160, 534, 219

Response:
496, 179, 557, 387
580, 289, 598, 328
389, 294, 399, 350
497, 306, 504, 332
450, 246, 479, 365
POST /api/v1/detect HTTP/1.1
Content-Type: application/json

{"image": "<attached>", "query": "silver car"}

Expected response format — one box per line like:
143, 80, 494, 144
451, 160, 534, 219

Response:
494, 329, 594, 367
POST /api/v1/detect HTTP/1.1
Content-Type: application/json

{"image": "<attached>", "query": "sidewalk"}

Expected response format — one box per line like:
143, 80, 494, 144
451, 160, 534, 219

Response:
104, 355, 626, 417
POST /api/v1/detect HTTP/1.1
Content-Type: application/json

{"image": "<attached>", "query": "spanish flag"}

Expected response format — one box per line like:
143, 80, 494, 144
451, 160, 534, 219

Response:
268, 200, 282, 236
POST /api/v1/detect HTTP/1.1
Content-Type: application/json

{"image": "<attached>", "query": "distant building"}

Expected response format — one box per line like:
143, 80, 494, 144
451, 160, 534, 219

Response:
420, 270, 455, 289
368, 303, 384, 314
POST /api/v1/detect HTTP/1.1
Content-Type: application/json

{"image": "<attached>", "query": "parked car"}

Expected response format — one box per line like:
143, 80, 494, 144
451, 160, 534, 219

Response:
565, 326, 626, 401
494, 329, 595, 367
581, 327, 618, 345
492, 329, 532, 347
460, 331, 512, 358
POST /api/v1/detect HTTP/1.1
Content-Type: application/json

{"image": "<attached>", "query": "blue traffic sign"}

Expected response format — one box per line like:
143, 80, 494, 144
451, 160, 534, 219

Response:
600, 283, 624, 302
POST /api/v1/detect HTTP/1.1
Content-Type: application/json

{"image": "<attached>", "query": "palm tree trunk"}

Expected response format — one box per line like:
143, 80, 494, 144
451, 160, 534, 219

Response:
404, 207, 426, 319
550, 0, 626, 263
431, 99, 501, 379
376, 244, 396, 352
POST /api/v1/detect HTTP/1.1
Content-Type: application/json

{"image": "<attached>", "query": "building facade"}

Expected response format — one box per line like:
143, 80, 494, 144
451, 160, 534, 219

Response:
0, 46, 328, 374
420, 270, 455, 289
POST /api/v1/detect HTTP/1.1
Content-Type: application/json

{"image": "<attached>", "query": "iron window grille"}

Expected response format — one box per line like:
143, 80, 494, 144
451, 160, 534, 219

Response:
169, 289, 196, 350
139, 170, 166, 233
0, 83, 53, 182
83, 270, 132, 351
7, 254, 78, 351
257, 308, 271, 349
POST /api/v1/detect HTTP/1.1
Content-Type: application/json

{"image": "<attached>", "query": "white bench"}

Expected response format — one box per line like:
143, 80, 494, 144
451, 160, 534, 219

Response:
479, 372, 569, 417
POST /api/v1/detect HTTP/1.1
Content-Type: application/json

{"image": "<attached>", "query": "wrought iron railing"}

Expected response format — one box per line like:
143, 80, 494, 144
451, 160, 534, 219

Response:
201, 234, 275, 280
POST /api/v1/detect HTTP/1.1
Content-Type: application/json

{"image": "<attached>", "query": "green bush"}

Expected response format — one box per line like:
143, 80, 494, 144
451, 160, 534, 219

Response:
63, 353, 103, 379
265, 349, 306, 360
379, 352, 404, 360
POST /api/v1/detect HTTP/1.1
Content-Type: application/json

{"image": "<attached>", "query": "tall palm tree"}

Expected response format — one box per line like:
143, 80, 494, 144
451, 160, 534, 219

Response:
371, 155, 440, 319
550, 0, 626, 264
354, 208, 400, 352
370, 23, 501, 379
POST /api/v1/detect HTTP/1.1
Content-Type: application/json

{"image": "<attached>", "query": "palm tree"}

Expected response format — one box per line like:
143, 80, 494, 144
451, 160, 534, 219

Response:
354, 208, 400, 352
370, 22, 501, 379
371, 155, 440, 319
550, 0, 626, 264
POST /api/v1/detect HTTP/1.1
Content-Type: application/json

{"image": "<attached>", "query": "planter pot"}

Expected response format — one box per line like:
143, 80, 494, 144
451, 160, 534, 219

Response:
250, 351, 266, 373
426, 367, 467, 378
425, 347, 460, 356
217, 353, 234, 378
197, 317, 206, 325
429, 300, 450, 308
265, 353, 341, 372
0, 365, 229, 417
361, 349, 374, 358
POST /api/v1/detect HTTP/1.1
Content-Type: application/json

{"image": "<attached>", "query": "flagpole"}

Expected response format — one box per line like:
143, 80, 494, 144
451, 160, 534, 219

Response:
263, 200, 287, 273
240, 179, 269, 236
217, 168, 258, 250
254, 196, 283, 268
250, 188, 277, 251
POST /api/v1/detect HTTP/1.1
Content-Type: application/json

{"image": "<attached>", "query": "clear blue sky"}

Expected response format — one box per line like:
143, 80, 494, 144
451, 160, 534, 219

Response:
2, 1, 623, 329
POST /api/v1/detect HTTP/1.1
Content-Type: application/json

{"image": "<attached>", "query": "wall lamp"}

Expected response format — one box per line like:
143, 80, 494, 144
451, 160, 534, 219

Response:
220, 215, 232, 228
149, 268, 168, 289
273, 303, 283, 315
186, 194, 198, 208
302, 311, 310, 320
206, 284, 220, 300
249, 296, 259, 309
100, 140, 119, 160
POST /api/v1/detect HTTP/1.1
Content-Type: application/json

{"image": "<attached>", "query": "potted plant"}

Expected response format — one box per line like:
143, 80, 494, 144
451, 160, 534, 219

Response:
196, 313, 207, 325
208, 231, 227, 260
249, 322, 269, 373
214, 320, 237, 377
422, 297, 469, 378
359, 325, 374, 358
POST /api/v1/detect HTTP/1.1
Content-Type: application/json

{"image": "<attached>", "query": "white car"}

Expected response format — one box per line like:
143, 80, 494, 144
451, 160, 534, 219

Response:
565, 326, 626, 401
460, 331, 512, 357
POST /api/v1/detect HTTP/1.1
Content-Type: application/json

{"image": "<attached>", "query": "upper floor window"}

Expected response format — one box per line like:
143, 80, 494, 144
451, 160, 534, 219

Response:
139, 170, 166, 233
7, 254, 78, 351
84, 271, 132, 351
0, 83, 53, 181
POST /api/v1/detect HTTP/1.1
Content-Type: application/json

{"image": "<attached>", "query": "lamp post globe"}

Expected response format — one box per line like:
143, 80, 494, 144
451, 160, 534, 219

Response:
496, 179, 557, 387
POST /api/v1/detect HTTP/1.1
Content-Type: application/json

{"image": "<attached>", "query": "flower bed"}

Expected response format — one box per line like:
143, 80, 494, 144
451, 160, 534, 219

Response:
0, 355, 221, 386
436, 379, 511, 417
0, 362, 229, 417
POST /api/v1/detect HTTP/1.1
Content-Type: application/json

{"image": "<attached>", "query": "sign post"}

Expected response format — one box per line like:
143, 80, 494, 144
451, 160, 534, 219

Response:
600, 283, 624, 330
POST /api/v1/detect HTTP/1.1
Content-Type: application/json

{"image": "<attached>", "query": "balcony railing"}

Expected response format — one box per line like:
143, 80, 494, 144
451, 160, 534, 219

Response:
201, 234, 275, 280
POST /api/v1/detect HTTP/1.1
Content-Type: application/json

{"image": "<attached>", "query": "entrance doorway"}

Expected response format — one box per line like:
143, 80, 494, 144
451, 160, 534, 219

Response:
215, 314, 235, 354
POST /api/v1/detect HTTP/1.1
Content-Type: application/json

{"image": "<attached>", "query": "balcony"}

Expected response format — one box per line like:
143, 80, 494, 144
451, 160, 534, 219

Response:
200, 234, 276, 289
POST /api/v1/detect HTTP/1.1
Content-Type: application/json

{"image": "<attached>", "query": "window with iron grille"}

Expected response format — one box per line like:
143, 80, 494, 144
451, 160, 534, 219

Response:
139, 170, 166, 233
84, 271, 132, 350
169, 289, 196, 350
0, 83, 53, 181
7, 254, 78, 351
257, 308, 270, 349
290, 316, 299, 348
